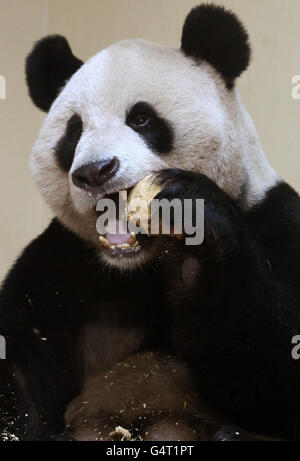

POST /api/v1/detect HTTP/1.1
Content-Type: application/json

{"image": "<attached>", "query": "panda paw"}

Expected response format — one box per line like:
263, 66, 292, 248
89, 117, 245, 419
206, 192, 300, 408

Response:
153, 168, 243, 252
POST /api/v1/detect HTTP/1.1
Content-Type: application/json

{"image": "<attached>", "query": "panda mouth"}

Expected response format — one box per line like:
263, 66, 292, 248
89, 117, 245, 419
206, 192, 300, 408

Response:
97, 187, 146, 257
99, 232, 141, 253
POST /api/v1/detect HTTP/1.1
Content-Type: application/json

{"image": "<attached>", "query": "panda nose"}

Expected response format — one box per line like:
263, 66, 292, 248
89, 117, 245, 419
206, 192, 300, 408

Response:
72, 158, 120, 190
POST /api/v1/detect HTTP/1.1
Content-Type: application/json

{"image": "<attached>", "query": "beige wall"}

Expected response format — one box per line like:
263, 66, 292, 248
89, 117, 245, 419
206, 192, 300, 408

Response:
1, 0, 300, 281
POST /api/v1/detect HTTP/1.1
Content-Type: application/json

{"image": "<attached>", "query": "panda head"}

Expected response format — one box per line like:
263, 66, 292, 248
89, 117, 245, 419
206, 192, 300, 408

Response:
26, 4, 278, 270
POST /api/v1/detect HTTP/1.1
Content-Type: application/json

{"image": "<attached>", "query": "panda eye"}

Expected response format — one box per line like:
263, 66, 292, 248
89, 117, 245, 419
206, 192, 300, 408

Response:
131, 115, 150, 129
126, 102, 174, 154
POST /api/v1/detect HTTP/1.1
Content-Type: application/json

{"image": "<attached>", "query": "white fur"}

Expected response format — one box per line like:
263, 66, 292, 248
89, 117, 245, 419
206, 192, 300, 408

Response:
30, 38, 280, 267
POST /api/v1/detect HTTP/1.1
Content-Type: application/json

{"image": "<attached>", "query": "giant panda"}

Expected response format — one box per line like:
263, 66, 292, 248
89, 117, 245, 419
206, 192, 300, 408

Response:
1, 3, 300, 441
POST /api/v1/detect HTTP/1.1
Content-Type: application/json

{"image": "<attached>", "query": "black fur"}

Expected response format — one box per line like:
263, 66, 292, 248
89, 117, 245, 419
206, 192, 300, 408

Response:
181, 4, 251, 87
0, 219, 167, 440
126, 102, 174, 154
154, 171, 300, 438
55, 114, 83, 172
26, 35, 83, 112
64, 351, 217, 441
2, 172, 300, 440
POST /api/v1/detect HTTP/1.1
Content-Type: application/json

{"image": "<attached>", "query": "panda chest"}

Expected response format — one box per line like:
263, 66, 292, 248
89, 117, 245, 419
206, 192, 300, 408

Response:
80, 300, 146, 378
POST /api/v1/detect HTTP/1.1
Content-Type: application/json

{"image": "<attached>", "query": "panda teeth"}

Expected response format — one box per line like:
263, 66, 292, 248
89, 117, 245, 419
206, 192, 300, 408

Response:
99, 236, 112, 249
128, 232, 137, 245
117, 243, 131, 250
99, 234, 140, 251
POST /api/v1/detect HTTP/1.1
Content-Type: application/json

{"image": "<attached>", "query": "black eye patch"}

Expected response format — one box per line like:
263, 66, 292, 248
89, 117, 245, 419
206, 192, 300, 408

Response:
54, 114, 83, 172
126, 102, 174, 154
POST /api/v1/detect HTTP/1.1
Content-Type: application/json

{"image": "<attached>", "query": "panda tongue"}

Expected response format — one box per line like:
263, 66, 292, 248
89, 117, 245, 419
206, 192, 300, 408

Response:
106, 220, 132, 245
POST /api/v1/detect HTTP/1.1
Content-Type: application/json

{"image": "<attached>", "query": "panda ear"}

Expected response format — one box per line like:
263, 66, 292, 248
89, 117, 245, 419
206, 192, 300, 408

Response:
181, 4, 251, 88
26, 35, 83, 112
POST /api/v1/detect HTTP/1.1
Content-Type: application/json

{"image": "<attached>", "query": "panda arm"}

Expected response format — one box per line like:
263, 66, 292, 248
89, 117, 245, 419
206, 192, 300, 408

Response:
156, 170, 300, 438
0, 219, 84, 440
